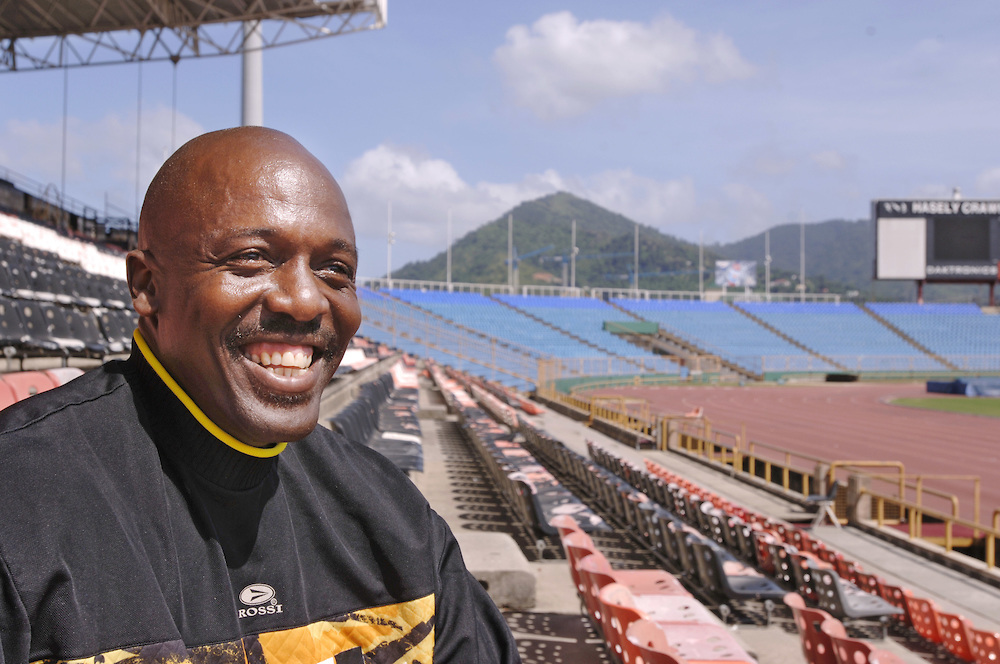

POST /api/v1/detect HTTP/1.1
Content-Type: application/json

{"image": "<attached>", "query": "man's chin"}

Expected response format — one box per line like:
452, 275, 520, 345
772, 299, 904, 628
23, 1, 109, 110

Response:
227, 397, 322, 446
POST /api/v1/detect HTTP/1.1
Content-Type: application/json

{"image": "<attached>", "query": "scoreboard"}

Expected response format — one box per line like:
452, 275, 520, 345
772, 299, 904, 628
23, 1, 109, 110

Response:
873, 199, 1000, 283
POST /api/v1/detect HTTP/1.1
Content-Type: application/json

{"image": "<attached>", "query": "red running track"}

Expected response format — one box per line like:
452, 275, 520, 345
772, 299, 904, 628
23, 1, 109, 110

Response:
583, 382, 999, 525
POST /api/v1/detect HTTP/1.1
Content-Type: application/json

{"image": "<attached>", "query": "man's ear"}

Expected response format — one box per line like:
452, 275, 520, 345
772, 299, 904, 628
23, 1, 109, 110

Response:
126, 250, 157, 318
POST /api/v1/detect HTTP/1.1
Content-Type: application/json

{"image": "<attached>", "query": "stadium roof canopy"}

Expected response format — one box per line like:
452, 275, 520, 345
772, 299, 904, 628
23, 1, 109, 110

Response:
0, 0, 386, 72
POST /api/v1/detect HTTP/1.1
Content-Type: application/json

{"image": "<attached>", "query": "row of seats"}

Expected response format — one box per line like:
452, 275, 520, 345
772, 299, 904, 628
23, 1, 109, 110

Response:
385, 289, 621, 359
549, 438, 789, 622
552, 515, 756, 664
430, 363, 606, 535
358, 288, 537, 392
736, 302, 947, 372
612, 299, 837, 375
585, 443, 999, 664
869, 302, 1000, 370
363, 287, 996, 382
328, 359, 423, 474
0, 230, 134, 360
0, 294, 135, 357
495, 294, 651, 359
785, 593, 905, 664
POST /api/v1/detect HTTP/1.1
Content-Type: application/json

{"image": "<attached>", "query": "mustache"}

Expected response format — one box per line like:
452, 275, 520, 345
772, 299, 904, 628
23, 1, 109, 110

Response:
224, 314, 340, 362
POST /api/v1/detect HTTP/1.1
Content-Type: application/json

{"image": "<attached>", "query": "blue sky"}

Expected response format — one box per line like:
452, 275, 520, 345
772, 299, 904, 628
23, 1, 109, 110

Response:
4, 2, 1000, 277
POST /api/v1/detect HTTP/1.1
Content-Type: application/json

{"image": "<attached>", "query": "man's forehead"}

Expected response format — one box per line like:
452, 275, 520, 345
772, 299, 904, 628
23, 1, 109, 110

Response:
140, 127, 347, 248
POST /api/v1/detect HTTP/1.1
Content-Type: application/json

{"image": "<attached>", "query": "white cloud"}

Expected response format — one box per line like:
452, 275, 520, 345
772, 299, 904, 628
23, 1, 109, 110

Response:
493, 11, 754, 120
0, 107, 203, 218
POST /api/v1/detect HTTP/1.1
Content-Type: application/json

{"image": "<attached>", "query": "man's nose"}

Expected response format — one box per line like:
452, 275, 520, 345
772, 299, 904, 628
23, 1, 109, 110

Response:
264, 259, 327, 322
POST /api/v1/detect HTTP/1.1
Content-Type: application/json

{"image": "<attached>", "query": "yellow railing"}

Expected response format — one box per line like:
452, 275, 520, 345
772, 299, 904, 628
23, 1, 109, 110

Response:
866, 473, 981, 532
587, 396, 655, 438
671, 417, 824, 496
863, 489, 1000, 568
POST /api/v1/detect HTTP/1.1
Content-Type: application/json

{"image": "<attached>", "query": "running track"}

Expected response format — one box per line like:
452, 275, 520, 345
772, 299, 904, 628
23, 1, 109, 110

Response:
582, 382, 999, 525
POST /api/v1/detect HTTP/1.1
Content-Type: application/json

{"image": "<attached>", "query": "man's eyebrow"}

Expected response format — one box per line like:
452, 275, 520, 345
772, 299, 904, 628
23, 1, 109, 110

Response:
220, 228, 278, 240
332, 238, 359, 262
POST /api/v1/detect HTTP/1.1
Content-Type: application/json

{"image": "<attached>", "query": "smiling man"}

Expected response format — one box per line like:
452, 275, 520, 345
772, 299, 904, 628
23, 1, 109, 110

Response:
0, 128, 520, 664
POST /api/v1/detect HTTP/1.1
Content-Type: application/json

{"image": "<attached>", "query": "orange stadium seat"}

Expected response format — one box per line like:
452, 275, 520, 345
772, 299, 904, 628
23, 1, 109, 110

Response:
1, 371, 56, 402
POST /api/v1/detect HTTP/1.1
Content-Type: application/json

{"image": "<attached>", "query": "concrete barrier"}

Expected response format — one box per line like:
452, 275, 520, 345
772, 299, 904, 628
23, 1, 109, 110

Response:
455, 532, 536, 610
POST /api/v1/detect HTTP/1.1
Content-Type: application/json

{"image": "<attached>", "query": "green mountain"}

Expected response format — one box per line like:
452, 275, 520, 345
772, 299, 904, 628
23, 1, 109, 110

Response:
391, 193, 992, 302
393, 192, 718, 290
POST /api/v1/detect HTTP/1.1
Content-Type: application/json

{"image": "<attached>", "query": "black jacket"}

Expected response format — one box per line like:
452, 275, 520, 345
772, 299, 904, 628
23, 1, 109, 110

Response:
0, 348, 519, 663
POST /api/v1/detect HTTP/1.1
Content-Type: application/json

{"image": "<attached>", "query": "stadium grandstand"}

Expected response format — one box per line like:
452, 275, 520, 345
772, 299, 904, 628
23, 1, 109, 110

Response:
3, 5, 999, 658
0, 170, 999, 661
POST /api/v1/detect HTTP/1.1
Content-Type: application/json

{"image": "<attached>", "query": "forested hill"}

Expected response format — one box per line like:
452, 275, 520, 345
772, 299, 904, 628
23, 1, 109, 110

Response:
392, 192, 715, 291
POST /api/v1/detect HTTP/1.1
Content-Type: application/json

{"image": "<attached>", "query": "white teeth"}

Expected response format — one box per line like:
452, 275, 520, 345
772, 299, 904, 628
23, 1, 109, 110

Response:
248, 348, 314, 372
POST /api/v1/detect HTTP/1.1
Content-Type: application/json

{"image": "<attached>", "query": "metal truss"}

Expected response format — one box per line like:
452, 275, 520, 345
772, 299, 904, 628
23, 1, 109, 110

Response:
0, 0, 387, 72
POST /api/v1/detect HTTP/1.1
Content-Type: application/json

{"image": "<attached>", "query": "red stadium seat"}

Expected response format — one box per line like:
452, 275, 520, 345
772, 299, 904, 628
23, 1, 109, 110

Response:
1, 371, 56, 402
937, 611, 976, 662
903, 594, 944, 645
970, 628, 1000, 664
785, 592, 839, 664
0, 379, 16, 411
822, 618, 907, 664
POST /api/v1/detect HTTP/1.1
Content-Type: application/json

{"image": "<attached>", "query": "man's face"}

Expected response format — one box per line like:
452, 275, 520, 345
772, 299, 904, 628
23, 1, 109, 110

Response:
138, 154, 361, 445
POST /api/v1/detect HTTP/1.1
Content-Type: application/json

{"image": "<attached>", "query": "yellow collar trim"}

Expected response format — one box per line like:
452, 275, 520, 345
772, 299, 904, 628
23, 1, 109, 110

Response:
134, 329, 287, 459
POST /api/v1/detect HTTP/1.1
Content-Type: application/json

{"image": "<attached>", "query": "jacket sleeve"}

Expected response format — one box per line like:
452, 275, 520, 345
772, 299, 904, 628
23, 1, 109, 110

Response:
0, 554, 30, 664
429, 512, 522, 663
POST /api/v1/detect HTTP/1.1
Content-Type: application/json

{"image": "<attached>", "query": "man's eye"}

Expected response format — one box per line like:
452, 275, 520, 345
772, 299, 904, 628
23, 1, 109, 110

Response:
231, 249, 269, 264
318, 262, 355, 282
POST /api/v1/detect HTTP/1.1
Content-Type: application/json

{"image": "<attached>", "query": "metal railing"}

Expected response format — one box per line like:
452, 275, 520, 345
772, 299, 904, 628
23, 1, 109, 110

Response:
671, 417, 824, 496
863, 490, 1000, 568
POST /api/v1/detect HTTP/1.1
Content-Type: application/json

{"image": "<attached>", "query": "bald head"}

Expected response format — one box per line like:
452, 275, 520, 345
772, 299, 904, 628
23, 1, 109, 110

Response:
127, 126, 361, 445
139, 126, 349, 253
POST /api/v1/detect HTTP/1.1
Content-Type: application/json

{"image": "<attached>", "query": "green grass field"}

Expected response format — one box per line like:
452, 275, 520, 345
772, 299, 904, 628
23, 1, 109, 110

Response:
892, 396, 1000, 418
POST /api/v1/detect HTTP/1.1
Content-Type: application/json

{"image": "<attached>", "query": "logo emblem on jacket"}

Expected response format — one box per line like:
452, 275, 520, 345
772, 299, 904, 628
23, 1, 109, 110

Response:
238, 583, 284, 618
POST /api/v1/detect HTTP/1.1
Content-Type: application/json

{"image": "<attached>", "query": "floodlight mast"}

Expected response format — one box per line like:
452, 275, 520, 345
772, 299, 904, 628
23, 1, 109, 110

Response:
0, 0, 388, 72
241, 21, 264, 126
